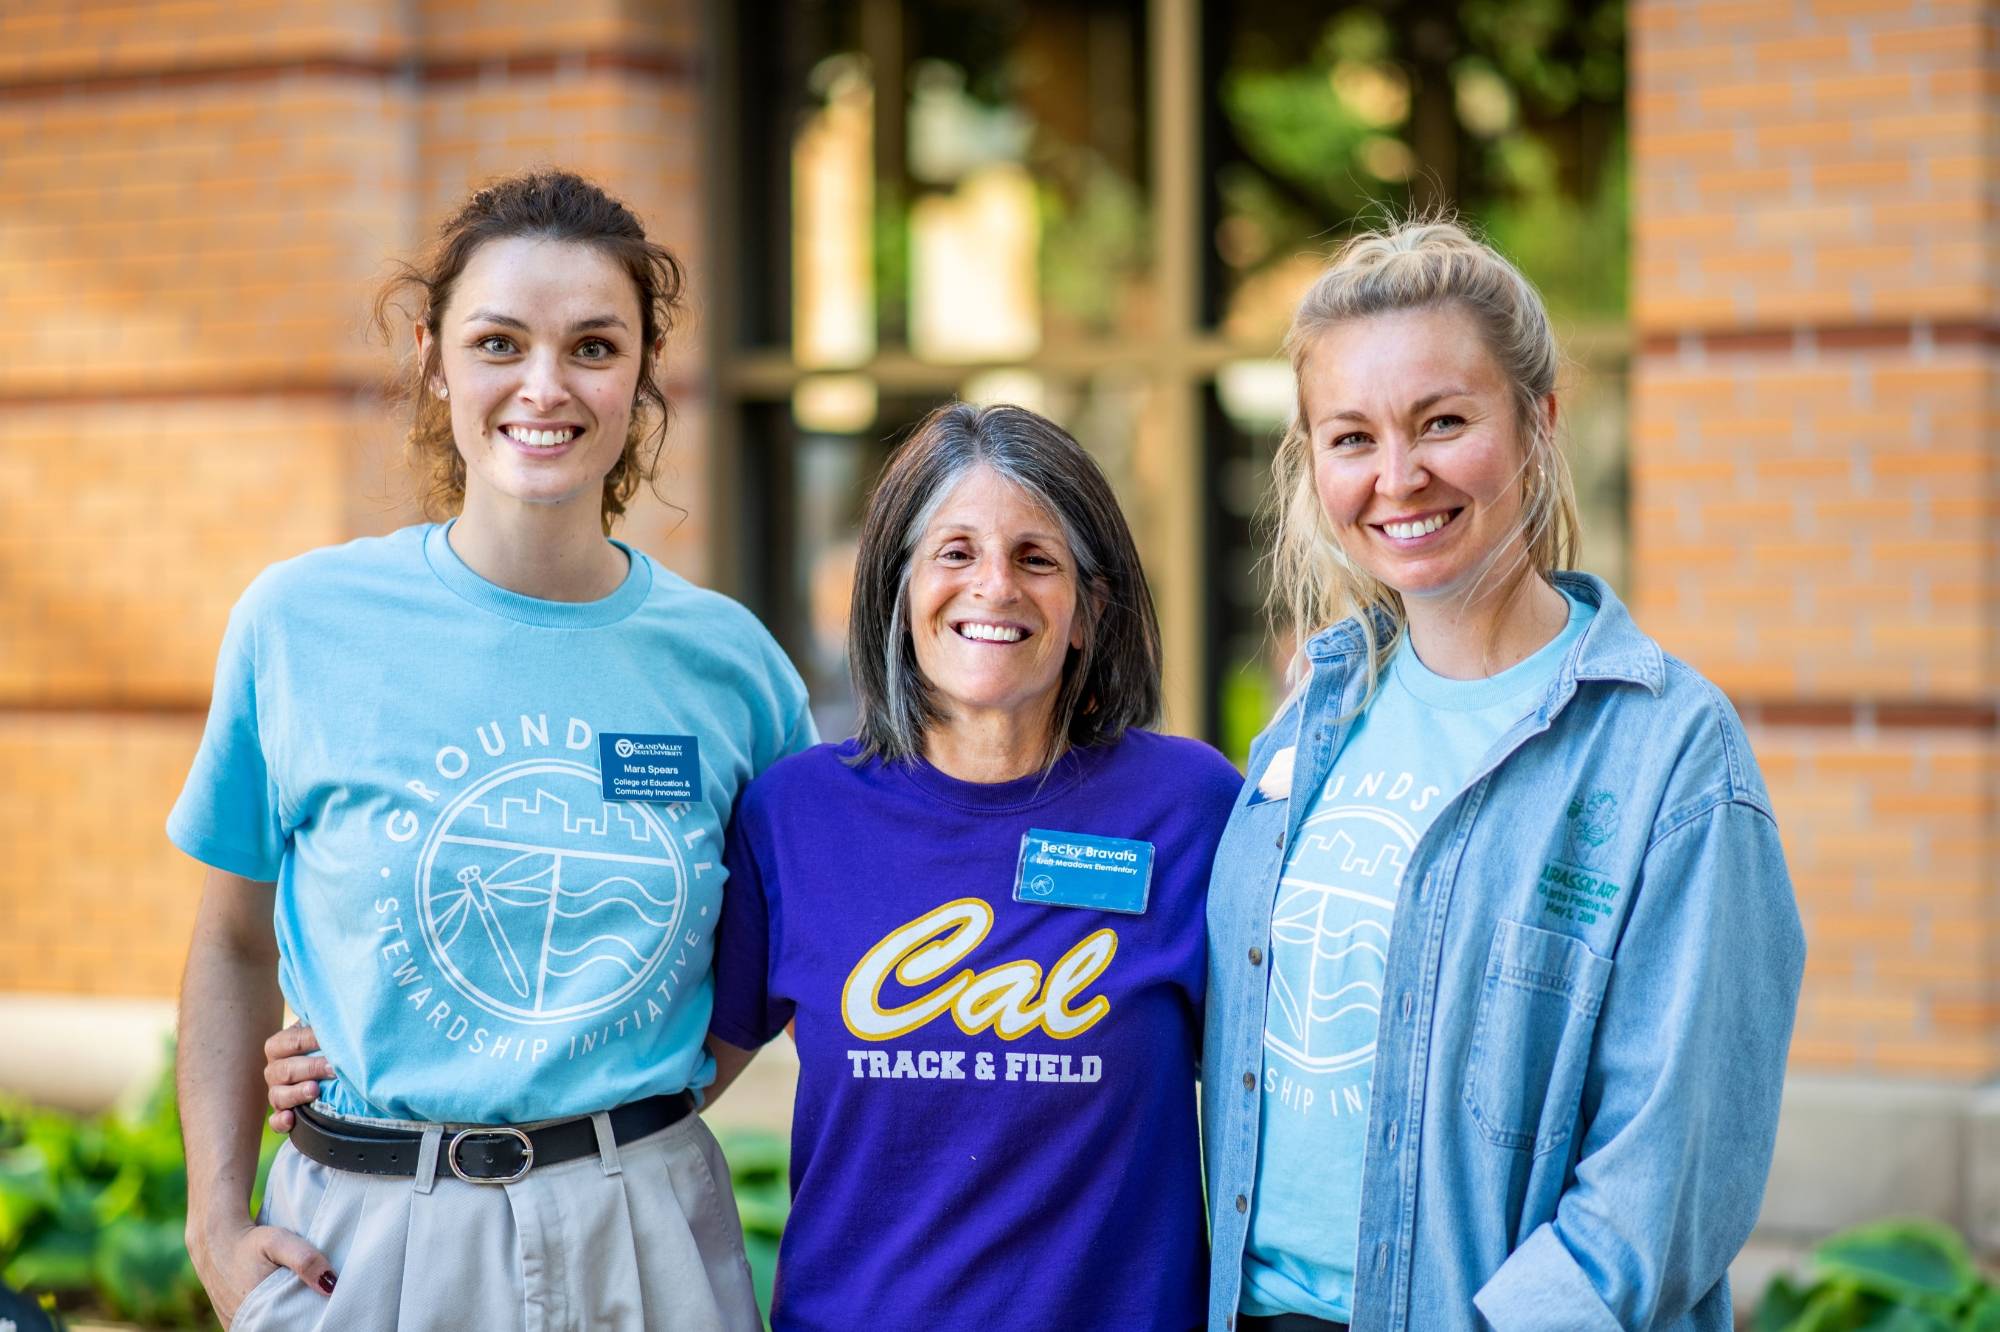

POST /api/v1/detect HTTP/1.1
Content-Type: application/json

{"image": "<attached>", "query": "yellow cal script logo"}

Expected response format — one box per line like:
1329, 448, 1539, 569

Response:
842, 898, 1117, 1041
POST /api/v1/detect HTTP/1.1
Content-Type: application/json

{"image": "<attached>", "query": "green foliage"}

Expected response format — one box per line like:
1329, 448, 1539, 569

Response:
0, 1056, 229, 1328
1222, 57, 1385, 223
874, 190, 911, 338
1038, 151, 1150, 335
1459, 0, 1624, 112
1221, 659, 1280, 767
714, 1127, 791, 1328
1479, 131, 1627, 317
1755, 1218, 1999, 1332
1216, 0, 1628, 319
0, 1055, 796, 1330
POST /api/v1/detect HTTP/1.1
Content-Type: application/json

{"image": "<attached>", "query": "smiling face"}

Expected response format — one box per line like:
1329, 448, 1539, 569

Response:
907, 465, 1086, 733
422, 236, 649, 519
1300, 303, 1545, 611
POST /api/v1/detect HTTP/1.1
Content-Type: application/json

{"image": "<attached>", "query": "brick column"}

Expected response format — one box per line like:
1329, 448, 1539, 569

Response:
1630, 0, 1998, 1246
0, 1, 709, 997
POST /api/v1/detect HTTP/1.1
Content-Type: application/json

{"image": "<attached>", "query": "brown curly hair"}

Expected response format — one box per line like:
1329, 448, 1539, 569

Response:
374, 170, 688, 532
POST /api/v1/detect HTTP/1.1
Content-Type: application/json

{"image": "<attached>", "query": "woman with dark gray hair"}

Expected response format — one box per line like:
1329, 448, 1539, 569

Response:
703, 401, 1241, 1329
258, 397, 1238, 1326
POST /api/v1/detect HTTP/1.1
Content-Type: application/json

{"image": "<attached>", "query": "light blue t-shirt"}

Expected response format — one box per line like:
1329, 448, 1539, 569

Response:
1242, 590, 1595, 1321
168, 523, 815, 1125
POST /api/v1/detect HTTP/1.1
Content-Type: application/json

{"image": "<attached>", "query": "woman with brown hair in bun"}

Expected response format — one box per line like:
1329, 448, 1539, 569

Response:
171, 170, 809, 1330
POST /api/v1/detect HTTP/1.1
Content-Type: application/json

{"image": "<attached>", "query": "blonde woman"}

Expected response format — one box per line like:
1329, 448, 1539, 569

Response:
1201, 221, 1803, 1332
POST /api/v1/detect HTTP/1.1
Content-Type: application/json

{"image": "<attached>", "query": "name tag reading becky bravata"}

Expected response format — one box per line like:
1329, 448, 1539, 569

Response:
1013, 828, 1155, 914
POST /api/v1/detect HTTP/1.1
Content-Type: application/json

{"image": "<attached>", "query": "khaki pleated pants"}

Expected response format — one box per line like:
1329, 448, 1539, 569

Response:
230, 1112, 763, 1331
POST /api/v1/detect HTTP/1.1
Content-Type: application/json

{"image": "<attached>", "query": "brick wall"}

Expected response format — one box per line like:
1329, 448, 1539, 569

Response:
1762, 724, 1997, 1077
10, 0, 1993, 1103
1631, 0, 1997, 1081
0, 0, 709, 996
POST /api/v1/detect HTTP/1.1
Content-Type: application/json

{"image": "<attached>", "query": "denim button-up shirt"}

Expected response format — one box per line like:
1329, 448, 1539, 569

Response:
1202, 574, 1805, 1332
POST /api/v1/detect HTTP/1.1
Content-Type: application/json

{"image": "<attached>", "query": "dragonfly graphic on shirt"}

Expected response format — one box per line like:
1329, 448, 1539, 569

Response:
411, 762, 696, 1025
430, 845, 675, 1008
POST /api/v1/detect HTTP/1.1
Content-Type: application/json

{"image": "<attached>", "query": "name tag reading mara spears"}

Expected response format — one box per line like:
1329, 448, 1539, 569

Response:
598, 732, 703, 803
1013, 828, 1155, 915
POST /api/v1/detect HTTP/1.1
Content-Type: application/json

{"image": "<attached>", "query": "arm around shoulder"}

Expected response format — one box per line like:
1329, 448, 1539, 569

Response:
708, 779, 796, 1056
701, 1037, 761, 1108
1474, 798, 1805, 1330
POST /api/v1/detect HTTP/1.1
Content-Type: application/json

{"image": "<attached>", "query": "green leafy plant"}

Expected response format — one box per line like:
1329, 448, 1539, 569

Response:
0, 1050, 265, 1328
0, 1055, 793, 1331
1215, 1, 1628, 323
0, 1056, 199, 1320
1755, 1218, 2000, 1332
716, 1127, 791, 1325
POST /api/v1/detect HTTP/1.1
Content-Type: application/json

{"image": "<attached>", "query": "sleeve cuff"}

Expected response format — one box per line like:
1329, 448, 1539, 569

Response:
704, 1016, 774, 1051
1473, 1224, 1623, 1332
165, 819, 280, 883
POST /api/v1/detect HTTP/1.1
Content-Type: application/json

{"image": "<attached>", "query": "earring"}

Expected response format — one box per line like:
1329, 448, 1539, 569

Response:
434, 383, 449, 401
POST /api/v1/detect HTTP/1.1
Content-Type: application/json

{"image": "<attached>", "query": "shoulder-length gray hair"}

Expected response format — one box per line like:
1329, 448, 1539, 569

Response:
849, 401, 1162, 768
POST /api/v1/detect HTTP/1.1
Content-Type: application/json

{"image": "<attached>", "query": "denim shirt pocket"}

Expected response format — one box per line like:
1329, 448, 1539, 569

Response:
1461, 917, 1615, 1157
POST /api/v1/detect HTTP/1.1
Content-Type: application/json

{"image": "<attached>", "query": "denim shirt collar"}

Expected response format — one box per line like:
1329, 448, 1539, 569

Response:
1299, 572, 1663, 699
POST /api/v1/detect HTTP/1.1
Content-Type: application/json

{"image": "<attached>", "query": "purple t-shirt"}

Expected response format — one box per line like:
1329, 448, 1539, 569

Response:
712, 731, 1241, 1332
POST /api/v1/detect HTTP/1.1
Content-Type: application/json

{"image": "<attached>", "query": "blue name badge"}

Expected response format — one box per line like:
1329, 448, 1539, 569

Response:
1013, 828, 1155, 915
598, 733, 703, 804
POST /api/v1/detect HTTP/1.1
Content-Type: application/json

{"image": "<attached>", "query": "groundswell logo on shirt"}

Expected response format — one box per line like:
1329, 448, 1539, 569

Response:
413, 758, 685, 1023
368, 713, 720, 1068
1267, 805, 1407, 1081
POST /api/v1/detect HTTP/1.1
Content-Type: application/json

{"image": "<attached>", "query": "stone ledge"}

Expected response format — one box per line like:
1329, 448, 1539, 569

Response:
1758, 1073, 1996, 1252
0, 992, 176, 1114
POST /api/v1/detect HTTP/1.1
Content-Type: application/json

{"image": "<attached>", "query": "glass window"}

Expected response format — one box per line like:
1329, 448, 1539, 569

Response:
732, 0, 1150, 362
732, 396, 918, 742
716, 1, 1627, 757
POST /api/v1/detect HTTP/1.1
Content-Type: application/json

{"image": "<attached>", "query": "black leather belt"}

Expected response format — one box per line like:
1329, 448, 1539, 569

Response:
291, 1094, 693, 1184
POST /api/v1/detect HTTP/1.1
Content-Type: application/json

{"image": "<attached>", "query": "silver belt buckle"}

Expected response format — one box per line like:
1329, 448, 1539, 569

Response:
447, 1126, 535, 1184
